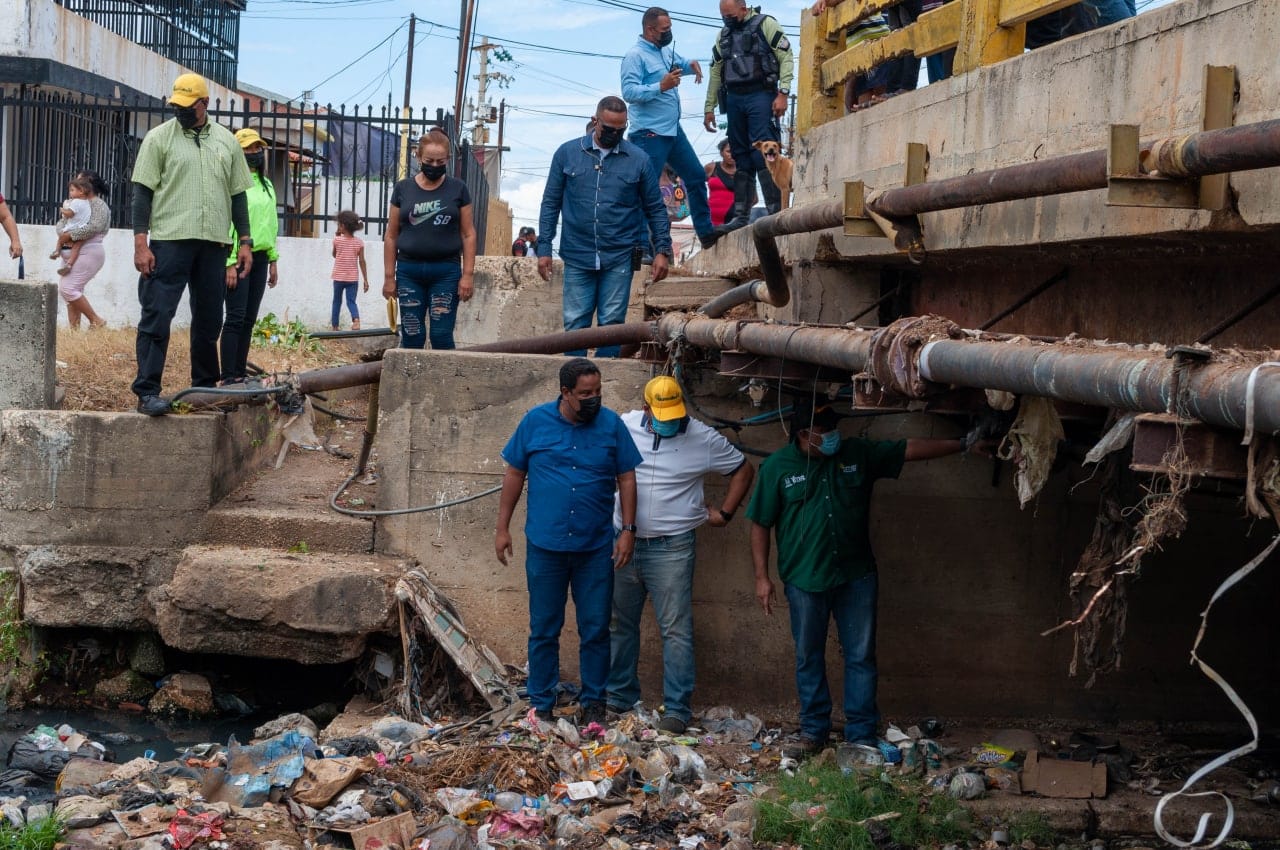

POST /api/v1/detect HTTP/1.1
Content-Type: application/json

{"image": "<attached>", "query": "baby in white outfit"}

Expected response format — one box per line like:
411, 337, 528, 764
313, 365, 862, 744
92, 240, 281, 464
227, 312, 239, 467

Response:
50, 176, 93, 276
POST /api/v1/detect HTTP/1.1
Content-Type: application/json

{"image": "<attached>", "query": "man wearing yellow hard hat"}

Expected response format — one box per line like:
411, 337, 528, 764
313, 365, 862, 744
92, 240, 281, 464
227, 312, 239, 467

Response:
607, 375, 755, 734
129, 72, 254, 416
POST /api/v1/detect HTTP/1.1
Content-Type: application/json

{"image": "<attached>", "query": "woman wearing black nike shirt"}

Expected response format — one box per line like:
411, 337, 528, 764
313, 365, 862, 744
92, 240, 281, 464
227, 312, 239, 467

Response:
383, 129, 476, 349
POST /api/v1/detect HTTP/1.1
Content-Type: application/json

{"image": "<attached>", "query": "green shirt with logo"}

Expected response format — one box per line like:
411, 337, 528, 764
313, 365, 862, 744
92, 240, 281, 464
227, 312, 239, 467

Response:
747, 438, 906, 592
132, 118, 253, 244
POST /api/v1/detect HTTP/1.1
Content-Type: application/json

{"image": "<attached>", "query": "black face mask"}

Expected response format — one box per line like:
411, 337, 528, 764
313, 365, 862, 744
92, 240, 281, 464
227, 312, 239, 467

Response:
420, 162, 447, 181
596, 125, 625, 149
174, 105, 200, 130
244, 151, 265, 169
722, 14, 742, 27
576, 395, 603, 423
656, 30, 673, 47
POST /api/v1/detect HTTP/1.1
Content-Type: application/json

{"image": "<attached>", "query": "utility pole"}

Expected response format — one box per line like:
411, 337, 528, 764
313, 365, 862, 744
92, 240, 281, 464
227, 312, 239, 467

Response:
397, 13, 417, 180
466, 39, 512, 197
453, 0, 477, 139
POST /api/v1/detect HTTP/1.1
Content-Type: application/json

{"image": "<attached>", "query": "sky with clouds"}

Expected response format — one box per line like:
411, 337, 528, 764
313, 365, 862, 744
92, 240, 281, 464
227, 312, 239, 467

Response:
236, 0, 812, 239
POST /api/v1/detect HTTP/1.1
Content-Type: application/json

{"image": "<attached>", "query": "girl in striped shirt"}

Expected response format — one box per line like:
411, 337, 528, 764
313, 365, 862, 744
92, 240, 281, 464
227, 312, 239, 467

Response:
331, 210, 369, 330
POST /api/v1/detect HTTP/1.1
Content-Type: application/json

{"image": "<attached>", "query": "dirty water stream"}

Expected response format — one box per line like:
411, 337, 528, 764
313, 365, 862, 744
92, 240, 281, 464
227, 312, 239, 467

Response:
0, 709, 268, 763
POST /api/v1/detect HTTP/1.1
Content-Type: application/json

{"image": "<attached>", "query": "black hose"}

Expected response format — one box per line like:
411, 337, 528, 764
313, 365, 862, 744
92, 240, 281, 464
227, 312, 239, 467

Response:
309, 327, 396, 339
328, 470, 502, 518
309, 399, 367, 422
169, 384, 289, 403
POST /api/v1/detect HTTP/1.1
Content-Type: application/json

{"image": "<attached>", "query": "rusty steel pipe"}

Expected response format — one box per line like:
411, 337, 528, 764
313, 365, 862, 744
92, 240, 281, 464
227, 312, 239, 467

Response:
657, 314, 1280, 436
176, 324, 659, 410
869, 118, 1280, 218
747, 199, 845, 309
467, 322, 656, 354
918, 340, 1280, 434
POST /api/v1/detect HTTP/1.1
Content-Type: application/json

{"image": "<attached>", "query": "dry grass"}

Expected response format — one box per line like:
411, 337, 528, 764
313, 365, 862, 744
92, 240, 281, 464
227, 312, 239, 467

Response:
55, 327, 347, 412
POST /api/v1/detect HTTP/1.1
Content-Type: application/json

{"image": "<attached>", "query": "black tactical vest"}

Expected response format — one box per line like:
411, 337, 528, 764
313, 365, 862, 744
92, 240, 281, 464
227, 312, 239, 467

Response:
718, 14, 780, 92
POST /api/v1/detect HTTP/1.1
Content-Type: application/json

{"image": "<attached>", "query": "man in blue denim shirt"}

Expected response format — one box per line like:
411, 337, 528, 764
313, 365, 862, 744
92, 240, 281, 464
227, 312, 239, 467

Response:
496, 358, 643, 728
537, 96, 672, 358
621, 8, 721, 251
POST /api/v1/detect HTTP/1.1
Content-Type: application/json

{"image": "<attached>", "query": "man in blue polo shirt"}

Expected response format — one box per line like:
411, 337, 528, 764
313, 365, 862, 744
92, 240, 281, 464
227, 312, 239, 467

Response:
621, 7, 720, 251
496, 358, 644, 727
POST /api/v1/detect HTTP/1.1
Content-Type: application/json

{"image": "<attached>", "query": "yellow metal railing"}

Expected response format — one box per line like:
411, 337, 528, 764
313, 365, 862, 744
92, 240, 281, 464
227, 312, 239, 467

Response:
797, 0, 1082, 133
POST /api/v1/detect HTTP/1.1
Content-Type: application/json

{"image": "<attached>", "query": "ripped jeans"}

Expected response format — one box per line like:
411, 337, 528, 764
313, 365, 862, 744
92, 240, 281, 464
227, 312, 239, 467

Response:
395, 258, 461, 349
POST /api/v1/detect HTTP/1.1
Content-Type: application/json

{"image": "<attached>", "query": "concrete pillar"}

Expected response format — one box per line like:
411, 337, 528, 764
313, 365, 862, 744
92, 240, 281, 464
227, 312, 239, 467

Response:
0, 280, 56, 410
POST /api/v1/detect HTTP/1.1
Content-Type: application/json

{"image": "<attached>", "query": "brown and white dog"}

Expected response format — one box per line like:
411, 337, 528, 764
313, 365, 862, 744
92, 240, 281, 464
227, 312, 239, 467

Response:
753, 140, 793, 211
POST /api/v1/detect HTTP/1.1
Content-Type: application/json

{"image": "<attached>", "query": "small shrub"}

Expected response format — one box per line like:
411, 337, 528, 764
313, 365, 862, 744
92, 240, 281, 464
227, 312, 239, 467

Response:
253, 312, 323, 353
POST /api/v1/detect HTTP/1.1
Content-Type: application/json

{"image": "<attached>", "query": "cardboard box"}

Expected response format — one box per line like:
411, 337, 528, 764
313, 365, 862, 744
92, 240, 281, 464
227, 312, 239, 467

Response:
1021, 750, 1107, 798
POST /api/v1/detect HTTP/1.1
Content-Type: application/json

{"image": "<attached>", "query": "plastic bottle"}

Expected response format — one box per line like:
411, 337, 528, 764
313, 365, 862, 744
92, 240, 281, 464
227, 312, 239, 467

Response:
493, 791, 524, 812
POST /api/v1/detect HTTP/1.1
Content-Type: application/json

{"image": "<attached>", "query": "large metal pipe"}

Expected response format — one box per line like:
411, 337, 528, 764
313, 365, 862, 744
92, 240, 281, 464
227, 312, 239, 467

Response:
175, 324, 659, 409
869, 118, 1280, 218
747, 200, 844, 309
656, 314, 1280, 435
699, 280, 772, 318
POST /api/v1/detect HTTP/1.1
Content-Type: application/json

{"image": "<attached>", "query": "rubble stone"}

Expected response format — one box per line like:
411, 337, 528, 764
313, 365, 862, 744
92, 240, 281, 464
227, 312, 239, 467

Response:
94, 669, 155, 705
255, 712, 319, 742
128, 632, 167, 677
149, 672, 215, 717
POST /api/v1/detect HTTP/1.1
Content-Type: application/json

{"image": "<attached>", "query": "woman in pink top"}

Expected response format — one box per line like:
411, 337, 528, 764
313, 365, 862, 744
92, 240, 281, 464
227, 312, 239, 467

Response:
330, 210, 369, 329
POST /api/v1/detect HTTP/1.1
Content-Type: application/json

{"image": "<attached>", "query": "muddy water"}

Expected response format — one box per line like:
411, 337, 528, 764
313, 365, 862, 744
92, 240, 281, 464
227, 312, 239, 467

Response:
0, 709, 271, 763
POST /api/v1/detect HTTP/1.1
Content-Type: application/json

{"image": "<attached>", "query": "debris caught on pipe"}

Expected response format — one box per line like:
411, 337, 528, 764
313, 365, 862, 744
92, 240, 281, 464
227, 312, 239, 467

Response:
998, 396, 1064, 508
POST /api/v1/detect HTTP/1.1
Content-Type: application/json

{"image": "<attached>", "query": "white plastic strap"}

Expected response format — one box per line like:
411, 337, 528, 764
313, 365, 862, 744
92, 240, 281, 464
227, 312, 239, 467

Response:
1153, 533, 1280, 847
1241, 361, 1280, 446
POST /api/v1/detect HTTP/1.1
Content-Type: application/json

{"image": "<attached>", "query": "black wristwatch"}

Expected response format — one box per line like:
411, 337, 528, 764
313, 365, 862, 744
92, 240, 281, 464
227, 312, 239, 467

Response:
238, 237, 253, 248
718, 509, 735, 522
778, 89, 790, 96
620, 523, 638, 533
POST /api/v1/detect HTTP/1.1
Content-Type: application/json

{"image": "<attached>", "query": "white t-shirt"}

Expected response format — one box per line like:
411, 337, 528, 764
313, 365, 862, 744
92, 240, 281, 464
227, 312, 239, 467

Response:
613, 409, 746, 538
58, 198, 91, 233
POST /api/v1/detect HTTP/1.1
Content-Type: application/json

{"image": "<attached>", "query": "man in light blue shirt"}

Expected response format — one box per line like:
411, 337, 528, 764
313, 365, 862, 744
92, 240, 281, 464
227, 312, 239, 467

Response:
621, 7, 721, 251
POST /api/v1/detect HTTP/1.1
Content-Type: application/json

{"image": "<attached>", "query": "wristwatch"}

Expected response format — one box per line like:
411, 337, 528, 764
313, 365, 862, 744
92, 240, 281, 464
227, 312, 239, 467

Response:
718, 509, 735, 522
620, 523, 638, 533
778, 89, 790, 96
238, 237, 253, 248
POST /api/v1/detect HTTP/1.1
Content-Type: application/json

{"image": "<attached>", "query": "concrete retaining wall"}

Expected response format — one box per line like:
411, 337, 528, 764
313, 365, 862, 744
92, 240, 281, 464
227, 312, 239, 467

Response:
0, 279, 56, 409
370, 349, 1280, 722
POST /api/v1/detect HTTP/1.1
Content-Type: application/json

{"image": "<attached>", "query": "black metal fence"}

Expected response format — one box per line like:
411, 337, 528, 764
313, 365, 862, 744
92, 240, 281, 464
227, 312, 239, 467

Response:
53, 0, 244, 89
0, 90, 489, 252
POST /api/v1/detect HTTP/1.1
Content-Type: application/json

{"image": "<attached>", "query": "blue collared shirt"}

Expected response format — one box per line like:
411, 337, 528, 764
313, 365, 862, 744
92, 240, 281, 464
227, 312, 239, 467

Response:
537, 134, 672, 271
502, 399, 644, 552
621, 37, 696, 137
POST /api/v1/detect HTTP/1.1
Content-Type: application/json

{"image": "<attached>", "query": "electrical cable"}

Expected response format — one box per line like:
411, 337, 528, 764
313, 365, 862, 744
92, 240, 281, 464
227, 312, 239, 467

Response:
309, 399, 367, 422
329, 470, 502, 517
169, 384, 291, 404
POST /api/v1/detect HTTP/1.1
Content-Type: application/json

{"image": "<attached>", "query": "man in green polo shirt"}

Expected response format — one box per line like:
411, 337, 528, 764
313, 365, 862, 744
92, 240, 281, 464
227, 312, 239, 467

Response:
130, 72, 254, 416
748, 398, 972, 756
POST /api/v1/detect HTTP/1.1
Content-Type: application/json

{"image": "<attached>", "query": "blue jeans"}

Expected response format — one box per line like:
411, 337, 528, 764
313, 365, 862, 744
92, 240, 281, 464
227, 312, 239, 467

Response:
629, 126, 714, 238
784, 572, 879, 742
608, 530, 696, 721
525, 541, 615, 712
395, 259, 460, 349
331, 280, 359, 327
562, 260, 633, 358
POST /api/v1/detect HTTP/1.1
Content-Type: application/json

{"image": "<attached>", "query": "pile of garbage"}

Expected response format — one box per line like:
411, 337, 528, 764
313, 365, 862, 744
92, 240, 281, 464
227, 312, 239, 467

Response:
4, 702, 1273, 850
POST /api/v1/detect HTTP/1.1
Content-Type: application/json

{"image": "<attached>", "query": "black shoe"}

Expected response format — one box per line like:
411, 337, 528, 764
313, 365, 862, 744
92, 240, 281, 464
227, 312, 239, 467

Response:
657, 715, 687, 734
533, 707, 555, 723
698, 231, 723, 250
581, 702, 607, 727
782, 735, 825, 759
136, 395, 170, 417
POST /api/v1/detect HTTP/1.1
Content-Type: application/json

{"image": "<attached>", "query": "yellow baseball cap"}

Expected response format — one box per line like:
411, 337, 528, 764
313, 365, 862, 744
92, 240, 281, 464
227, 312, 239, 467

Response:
644, 376, 687, 422
169, 73, 209, 107
235, 128, 267, 149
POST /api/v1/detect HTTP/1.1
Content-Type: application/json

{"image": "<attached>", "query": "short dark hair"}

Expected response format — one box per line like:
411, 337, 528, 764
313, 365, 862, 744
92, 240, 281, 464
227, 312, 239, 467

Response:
642, 6, 669, 27
75, 170, 108, 199
560, 357, 600, 392
596, 95, 627, 116
519, 226, 535, 237
717, 138, 731, 152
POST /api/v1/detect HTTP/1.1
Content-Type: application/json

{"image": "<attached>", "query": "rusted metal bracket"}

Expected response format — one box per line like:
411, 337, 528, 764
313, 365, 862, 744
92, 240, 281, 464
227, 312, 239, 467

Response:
1131, 413, 1248, 481
844, 180, 886, 237
844, 178, 927, 257
905, 142, 929, 187
1107, 65, 1237, 210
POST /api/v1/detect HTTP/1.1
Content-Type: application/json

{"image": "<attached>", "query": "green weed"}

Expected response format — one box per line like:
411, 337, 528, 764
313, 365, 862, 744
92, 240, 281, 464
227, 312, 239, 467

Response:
0, 573, 25, 666
287, 541, 310, 555
253, 312, 323, 353
1009, 811, 1057, 846
755, 764, 969, 850
0, 814, 65, 850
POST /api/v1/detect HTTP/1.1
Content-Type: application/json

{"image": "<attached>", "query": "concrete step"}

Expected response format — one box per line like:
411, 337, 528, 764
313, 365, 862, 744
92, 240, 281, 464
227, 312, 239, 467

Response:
641, 276, 737, 311
155, 545, 409, 663
202, 504, 373, 554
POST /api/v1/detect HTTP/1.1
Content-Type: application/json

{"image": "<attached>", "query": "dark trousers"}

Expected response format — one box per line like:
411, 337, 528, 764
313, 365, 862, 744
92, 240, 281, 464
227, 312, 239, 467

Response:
220, 250, 269, 384
725, 88, 782, 211
885, 0, 923, 92
132, 239, 228, 398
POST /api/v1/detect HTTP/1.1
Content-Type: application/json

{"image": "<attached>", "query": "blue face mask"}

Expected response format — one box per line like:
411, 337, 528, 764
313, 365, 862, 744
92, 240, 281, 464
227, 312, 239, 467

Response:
818, 430, 841, 456
652, 417, 681, 437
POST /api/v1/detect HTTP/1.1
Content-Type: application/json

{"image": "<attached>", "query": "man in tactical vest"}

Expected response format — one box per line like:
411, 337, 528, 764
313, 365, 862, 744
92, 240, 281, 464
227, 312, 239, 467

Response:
703, 0, 794, 231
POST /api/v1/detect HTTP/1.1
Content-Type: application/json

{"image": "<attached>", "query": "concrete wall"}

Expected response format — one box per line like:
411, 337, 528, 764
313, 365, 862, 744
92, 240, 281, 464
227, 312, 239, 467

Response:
1, 0, 239, 102
692, 0, 1280, 274
14, 225, 562, 342
0, 279, 56, 409
370, 349, 1280, 723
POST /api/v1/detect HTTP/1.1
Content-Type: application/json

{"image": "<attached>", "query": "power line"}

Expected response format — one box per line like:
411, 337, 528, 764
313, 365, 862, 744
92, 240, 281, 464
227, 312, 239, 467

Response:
295, 20, 408, 102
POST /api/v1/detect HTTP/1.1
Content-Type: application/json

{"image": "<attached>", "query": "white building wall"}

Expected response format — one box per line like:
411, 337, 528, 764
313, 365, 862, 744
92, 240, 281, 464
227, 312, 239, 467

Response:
0, 0, 239, 103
